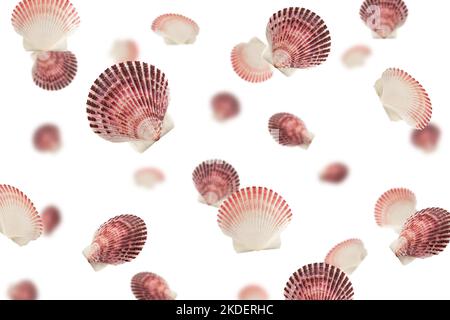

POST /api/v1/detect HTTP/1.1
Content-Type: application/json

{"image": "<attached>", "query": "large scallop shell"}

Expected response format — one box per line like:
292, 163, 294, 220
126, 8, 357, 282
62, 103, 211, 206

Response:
284, 263, 354, 300
374, 188, 417, 232
390, 208, 450, 265
86, 61, 173, 153
192, 160, 240, 207
238, 284, 269, 300
264, 7, 331, 76
0, 185, 42, 246
11, 0, 80, 51
8, 280, 38, 300
83, 214, 147, 271
325, 239, 367, 275
32, 51, 77, 91
375, 68, 432, 130
411, 123, 441, 153
231, 38, 273, 83
218, 187, 292, 253
360, 0, 408, 39
131, 272, 176, 300
151, 14, 199, 45
268, 112, 314, 149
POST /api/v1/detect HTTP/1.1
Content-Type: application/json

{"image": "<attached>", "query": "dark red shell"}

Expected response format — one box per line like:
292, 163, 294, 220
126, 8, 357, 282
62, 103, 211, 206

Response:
131, 272, 175, 300
411, 124, 441, 152
360, 0, 408, 38
32, 51, 77, 91
320, 163, 349, 184
211, 92, 240, 121
33, 124, 61, 152
268, 112, 313, 148
41, 205, 61, 235
8, 280, 38, 300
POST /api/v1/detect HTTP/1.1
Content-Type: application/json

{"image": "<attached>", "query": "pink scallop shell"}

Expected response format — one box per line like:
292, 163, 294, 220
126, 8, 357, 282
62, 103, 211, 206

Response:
41, 205, 61, 235
110, 39, 139, 63
268, 112, 314, 149
238, 285, 269, 300
0, 185, 42, 246
8, 280, 38, 300
320, 163, 349, 184
218, 187, 292, 253
411, 123, 441, 153
151, 14, 199, 44
86, 61, 172, 152
33, 123, 61, 152
32, 51, 77, 91
360, 0, 408, 38
131, 272, 176, 300
284, 263, 354, 300
342, 45, 371, 68
390, 208, 450, 265
265, 7, 331, 74
231, 37, 273, 83
193, 160, 240, 207
134, 167, 165, 189
374, 188, 416, 232
325, 239, 367, 275
211, 92, 240, 121
83, 214, 147, 271
11, 0, 80, 51
375, 68, 432, 130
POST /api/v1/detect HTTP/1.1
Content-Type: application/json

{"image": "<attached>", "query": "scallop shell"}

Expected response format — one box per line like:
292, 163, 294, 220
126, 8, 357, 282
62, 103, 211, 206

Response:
360, 0, 408, 39
375, 68, 432, 130
8, 280, 38, 300
86, 61, 173, 153
193, 160, 240, 207
231, 37, 273, 83
374, 188, 416, 232
390, 208, 450, 265
110, 39, 139, 63
268, 112, 314, 149
211, 92, 240, 121
11, 0, 80, 51
0, 185, 42, 246
151, 14, 199, 45
238, 285, 269, 300
32, 51, 77, 91
134, 167, 165, 189
284, 263, 354, 300
411, 123, 441, 153
342, 45, 371, 68
325, 239, 367, 275
83, 214, 147, 271
131, 272, 176, 300
33, 123, 61, 152
320, 163, 349, 184
41, 205, 61, 235
264, 7, 331, 76
218, 186, 292, 253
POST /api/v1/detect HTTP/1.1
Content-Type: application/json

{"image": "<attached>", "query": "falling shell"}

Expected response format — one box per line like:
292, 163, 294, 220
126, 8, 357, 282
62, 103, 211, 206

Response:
325, 239, 367, 275
342, 45, 371, 68
33, 124, 61, 153
8, 280, 38, 300
110, 39, 139, 63
134, 167, 165, 189
32, 51, 78, 91
211, 92, 240, 121
131, 272, 176, 300
238, 285, 269, 300
41, 205, 61, 235
320, 163, 349, 184
268, 112, 314, 149
151, 14, 199, 45
218, 186, 292, 253
411, 123, 441, 153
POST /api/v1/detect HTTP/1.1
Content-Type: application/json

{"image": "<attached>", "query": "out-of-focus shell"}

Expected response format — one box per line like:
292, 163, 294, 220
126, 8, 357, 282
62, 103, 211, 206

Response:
411, 124, 441, 153
238, 285, 269, 300
41, 205, 61, 235
211, 92, 240, 121
33, 124, 61, 153
8, 280, 38, 300
110, 39, 139, 63
320, 163, 349, 184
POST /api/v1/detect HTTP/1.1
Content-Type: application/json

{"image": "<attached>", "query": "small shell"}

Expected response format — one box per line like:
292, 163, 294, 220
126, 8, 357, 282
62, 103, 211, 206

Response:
231, 37, 273, 83
360, 0, 408, 39
134, 167, 165, 189
411, 123, 441, 153
192, 160, 240, 207
11, 0, 80, 51
374, 68, 432, 130
218, 187, 292, 253
8, 280, 38, 300
320, 163, 349, 184
86, 61, 173, 153
32, 51, 78, 91
211, 92, 240, 121
342, 45, 371, 68
41, 205, 61, 235
284, 263, 354, 300
33, 124, 61, 152
83, 214, 147, 271
325, 239, 367, 275
374, 188, 416, 232
0, 185, 42, 246
131, 272, 176, 300
110, 39, 139, 63
238, 285, 269, 300
151, 14, 199, 44
265, 7, 331, 75
390, 208, 450, 265
268, 113, 314, 149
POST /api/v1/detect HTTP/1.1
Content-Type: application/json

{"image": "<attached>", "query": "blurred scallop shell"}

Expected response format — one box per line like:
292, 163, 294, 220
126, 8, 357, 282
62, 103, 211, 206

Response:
268, 112, 314, 149
342, 45, 371, 68
211, 92, 240, 121
131, 272, 176, 300
32, 51, 77, 91
8, 280, 38, 300
238, 284, 269, 300
134, 167, 165, 189
360, 0, 408, 38
41, 205, 61, 235
151, 14, 199, 44
325, 239, 367, 275
33, 124, 61, 152
411, 124, 441, 153
320, 163, 349, 184
110, 39, 139, 63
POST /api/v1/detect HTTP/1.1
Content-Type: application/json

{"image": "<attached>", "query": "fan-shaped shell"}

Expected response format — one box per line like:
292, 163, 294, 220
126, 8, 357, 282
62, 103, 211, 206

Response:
211, 92, 240, 121
284, 263, 354, 300
86, 61, 173, 153
83, 214, 147, 271
193, 160, 240, 207
360, 0, 408, 38
110, 39, 139, 63
11, 0, 80, 51
41, 205, 61, 235
411, 124, 441, 153
0, 185, 42, 246
32, 51, 77, 91
342, 45, 371, 68
375, 68, 432, 130
325, 239, 367, 275
218, 187, 292, 253
8, 280, 38, 300
238, 285, 269, 300
231, 37, 273, 83
268, 112, 314, 149
390, 208, 450, 265
134, 167, 165, 189
151, 14, 199, 44
264, 7, 331, 75
374, 188, 416, 232
320, 163, 349, 184
131, 272, 176, 300
33, 123, 61, 152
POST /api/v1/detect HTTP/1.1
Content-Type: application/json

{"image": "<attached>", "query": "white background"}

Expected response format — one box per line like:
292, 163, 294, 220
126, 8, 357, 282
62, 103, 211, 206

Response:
0, 0, 449, 300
